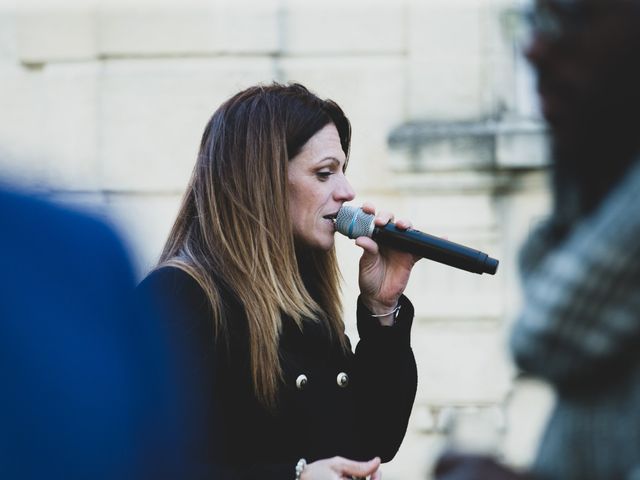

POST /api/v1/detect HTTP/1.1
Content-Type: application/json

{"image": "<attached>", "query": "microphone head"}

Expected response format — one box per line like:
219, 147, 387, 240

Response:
335, 205, 375, 239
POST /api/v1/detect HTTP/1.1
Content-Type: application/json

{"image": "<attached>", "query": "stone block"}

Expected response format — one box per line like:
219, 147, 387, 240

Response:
98, 57, 275, 191
389, 169, 508, 194
514, 56, 540, 117
98, 0, 279, 56
0, 10, 17, 62
397, 193, 497, 231
97, 4, 216, 57
383, 424, 439, 480
495, 120, 549, 169
406, 0, 505, 121
415, 136, 492, 171
412, 320, 513, 404
502, 378, 554, 468
487, 53, 517, 114
282, 0, 405, 55
408, 56, 489, 121
484, 1, 522, 114
408, 1, 483, 61
0, 61, 103, 190
15, 7, 97, 63
209, 0, 279, 54
388, 119, 550, 173
494, 174, 551, 320
483, 0, 542, 118
0, 66, 48, 183
41, 62, 101, 189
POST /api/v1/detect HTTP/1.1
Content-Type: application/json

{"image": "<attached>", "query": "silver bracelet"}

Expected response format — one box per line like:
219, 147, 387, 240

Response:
295, 458, 307, 480
370, 304, 401, 318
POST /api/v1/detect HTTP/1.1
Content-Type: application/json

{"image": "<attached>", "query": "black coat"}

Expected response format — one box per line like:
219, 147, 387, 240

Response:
138, 266, 417, 479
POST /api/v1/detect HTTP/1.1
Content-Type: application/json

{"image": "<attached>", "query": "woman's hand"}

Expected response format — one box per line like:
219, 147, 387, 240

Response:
301, 456, 381, 480
355, 202, 420, 326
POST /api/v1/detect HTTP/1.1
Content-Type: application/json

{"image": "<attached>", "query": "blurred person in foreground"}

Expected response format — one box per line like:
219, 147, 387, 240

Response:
0, 185, 196, 479
137, 82, 420, 479
435, 0, 640, 479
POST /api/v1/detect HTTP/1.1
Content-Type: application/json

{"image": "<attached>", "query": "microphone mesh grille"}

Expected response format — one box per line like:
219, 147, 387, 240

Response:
335, 206, 374, 239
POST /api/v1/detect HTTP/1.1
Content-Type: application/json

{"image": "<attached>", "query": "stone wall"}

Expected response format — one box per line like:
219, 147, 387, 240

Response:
0, 1, 554, 478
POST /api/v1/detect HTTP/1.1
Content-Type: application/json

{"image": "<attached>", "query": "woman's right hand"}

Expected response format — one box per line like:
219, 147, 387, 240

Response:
301, 456, 381, 480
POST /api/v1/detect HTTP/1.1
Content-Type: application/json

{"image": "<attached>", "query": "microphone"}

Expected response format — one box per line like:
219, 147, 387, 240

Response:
335, 206, 499, 275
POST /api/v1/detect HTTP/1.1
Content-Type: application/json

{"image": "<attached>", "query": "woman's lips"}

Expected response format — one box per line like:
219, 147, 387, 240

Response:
322, 215, 337, 232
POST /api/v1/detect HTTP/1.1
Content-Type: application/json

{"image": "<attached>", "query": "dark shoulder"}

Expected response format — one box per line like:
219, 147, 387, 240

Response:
140, 266, 251, 342
139, 266, 205, 301
137, 266, 213, 329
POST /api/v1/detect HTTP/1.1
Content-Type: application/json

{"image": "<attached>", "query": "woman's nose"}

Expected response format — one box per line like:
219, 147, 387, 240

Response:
335, 176, 355, 202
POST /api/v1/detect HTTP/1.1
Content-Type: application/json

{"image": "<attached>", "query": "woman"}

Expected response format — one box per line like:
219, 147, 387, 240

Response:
138, 83, 419, 479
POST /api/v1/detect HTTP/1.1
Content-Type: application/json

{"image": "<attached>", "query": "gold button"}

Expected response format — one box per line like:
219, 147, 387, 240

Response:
296, 374, 308, 390
336, 372, 349, 388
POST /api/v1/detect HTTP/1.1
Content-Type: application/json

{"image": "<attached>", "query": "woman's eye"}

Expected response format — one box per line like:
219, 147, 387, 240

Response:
316, 171, 332, 181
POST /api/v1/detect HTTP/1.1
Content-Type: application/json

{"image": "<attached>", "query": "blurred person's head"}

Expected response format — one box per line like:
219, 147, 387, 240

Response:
524, 0, 640, 217
159, 83, 353, 408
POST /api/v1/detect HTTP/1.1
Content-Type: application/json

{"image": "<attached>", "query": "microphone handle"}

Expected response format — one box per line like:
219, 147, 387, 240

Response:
372, 223, 498, 275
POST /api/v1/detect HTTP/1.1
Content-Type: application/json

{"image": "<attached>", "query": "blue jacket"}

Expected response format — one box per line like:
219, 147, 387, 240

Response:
0, 187, 190, 479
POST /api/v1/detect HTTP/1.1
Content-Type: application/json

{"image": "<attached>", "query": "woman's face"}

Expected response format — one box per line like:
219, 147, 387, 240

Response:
288, 123, 355, 251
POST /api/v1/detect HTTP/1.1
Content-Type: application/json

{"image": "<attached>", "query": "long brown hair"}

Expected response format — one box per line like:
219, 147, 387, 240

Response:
159, 83, 351, 409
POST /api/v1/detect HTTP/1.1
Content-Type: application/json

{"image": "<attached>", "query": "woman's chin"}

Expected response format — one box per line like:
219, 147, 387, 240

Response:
295, 236, 335, 253
316, 238, 335, 252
